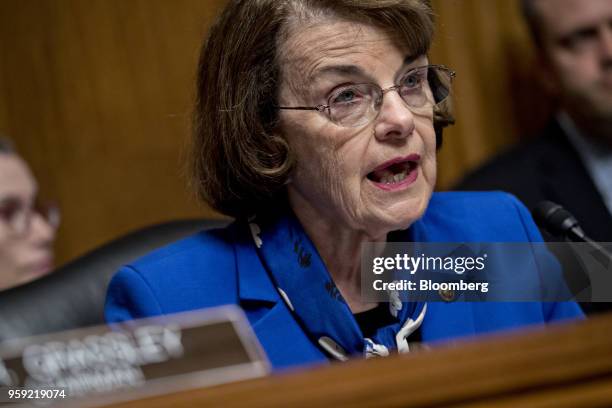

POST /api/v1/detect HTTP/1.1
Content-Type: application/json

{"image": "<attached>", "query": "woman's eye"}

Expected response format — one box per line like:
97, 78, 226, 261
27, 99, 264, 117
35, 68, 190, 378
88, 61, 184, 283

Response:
0, 201, 21, 223
331, 88, 361, 104
402, 73, 423, 89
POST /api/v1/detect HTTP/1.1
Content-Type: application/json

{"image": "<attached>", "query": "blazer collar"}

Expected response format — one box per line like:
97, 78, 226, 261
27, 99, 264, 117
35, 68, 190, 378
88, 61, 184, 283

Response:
232, 227, 280, 304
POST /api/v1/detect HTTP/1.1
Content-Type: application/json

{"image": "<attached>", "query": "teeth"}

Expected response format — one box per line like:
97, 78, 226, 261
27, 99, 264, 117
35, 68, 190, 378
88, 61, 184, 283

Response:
380, 170, 408, 184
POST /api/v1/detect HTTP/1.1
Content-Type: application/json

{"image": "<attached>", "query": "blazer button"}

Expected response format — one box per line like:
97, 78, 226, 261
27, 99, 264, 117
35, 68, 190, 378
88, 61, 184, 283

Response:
439, 288, 455, 302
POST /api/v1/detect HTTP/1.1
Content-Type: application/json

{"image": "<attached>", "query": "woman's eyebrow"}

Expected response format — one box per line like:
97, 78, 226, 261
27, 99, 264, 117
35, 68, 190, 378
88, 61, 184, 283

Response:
0, 196, 19, 207
403, 53, 421, 65
308, 53, 423, 84
310, 64, 369, 81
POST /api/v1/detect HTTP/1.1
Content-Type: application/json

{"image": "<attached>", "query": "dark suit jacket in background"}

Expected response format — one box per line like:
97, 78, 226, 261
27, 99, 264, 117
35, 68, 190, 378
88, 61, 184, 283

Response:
456, 119, 612, 314
457, 119, 612, 242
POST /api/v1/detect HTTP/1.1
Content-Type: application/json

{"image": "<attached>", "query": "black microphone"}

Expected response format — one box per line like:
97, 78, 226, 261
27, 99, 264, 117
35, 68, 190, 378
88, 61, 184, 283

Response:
532, 201, 588, 242
532, 201, 612, 267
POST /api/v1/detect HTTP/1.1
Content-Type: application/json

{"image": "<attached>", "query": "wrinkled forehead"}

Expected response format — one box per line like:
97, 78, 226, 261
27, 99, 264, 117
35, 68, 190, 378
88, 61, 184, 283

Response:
0, 154, 36, 199
278, 19, 416, 92
535, 0, 612, 38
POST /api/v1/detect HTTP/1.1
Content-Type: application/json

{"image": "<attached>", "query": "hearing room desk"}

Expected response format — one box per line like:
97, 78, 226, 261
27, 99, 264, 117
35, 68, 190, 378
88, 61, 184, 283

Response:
101, 313, 612, 408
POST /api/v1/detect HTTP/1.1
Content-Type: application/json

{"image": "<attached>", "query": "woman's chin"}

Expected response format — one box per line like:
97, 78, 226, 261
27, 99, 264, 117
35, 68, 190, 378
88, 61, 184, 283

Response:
20, 257, 55, 284
362, 205, 426, 238
361, 175, 433, 232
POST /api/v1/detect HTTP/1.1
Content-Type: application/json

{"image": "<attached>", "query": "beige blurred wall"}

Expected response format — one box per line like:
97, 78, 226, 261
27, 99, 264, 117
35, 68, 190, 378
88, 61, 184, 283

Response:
430, 0, 553, 188
0, 0, 551, 266
0, 0, 228, 265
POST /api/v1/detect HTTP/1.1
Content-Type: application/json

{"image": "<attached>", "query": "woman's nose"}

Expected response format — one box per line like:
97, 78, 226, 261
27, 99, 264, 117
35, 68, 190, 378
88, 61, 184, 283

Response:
29, 212, 56, 247
373, 91, 416, 142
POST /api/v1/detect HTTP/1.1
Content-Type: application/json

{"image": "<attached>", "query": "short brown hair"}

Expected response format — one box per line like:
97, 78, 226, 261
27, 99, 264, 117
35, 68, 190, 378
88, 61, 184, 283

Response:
192, 0, 437, 218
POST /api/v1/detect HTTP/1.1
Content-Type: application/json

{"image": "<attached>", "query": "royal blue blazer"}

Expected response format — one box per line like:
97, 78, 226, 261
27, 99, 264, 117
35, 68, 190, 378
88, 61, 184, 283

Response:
105, 192, 583, 370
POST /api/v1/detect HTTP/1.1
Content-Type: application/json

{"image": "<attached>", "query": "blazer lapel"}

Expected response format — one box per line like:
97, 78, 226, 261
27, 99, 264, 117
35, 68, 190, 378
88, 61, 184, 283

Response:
233, 235, 279, 304
232, 229, 327, 369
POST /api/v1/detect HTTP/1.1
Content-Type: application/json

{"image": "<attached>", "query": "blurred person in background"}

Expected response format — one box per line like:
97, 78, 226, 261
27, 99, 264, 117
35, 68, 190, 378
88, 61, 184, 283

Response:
0, 138, 59, 290
458, 0, 612, 242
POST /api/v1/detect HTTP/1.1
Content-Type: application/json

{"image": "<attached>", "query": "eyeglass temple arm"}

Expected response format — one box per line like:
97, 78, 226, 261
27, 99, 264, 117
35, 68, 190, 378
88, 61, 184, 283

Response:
276, 105, 328, 112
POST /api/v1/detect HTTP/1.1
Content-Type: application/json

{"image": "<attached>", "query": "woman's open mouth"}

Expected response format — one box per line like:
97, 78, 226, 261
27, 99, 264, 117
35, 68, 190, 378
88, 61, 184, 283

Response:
366, 155, 420, 191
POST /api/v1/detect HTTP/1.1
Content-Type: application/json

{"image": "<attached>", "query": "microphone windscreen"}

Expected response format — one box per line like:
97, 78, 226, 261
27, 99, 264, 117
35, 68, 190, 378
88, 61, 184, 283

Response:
532, 201, 579, 236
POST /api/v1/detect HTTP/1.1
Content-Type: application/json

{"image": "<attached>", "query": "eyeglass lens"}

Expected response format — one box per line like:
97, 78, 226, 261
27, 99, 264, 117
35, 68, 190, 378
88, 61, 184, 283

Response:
0, 199, 60, 236
328, 66, 452, 127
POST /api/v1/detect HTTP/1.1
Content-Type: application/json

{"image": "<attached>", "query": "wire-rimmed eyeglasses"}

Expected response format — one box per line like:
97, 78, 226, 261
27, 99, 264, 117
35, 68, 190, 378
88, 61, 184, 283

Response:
0, 198, 60, 237
277, 64, 455, 128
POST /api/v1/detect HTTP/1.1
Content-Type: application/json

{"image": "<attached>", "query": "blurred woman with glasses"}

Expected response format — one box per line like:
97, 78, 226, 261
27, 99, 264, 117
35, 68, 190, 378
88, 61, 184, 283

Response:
0, 138, 59, 290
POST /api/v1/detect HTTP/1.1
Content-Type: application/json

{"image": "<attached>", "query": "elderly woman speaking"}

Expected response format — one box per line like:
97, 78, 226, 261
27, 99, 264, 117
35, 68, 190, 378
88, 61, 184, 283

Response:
106, 0, 582, 369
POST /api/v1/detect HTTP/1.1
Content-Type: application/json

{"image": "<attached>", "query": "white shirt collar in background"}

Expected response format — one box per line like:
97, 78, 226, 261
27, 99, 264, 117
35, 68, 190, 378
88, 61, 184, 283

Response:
557, 112, 612, 216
